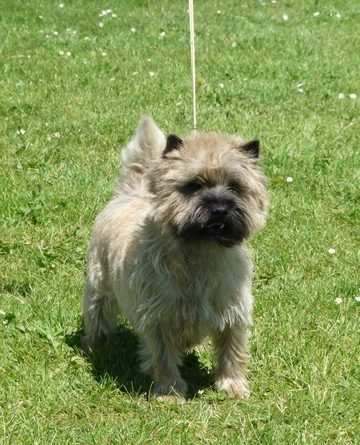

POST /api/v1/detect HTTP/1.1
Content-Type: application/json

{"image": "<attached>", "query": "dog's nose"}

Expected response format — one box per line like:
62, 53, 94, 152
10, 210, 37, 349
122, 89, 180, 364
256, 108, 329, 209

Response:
211, 204, 228, 217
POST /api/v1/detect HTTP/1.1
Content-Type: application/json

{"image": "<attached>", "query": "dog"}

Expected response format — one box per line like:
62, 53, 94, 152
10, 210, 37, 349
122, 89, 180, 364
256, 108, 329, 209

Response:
83, 117, 268, 399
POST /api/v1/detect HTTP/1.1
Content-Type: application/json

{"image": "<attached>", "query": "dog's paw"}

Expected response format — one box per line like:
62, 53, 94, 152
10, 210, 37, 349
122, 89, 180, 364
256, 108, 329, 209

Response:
215, 376, 250, 399
153, 378, 188, 399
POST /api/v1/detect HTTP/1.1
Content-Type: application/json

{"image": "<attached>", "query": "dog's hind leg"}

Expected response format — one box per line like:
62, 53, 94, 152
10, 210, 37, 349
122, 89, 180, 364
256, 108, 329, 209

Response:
82, 250, 119, 348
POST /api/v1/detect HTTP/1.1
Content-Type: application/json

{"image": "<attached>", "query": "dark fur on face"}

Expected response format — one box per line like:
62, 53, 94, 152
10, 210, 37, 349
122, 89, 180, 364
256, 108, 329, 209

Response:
174, 183, 251, 247
147, 132, 268, 247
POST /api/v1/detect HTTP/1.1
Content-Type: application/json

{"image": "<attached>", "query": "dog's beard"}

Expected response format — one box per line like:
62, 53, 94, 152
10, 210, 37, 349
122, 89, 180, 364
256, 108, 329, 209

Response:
173, 207, 250, 247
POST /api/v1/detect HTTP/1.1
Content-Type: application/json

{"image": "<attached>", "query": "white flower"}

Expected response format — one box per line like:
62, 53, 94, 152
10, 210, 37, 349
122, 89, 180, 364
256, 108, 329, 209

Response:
99, 9, 112, 17
217, 10, 221, 14
59, 3, 64, 8
272, 0, 277, 3
131, 27, 136, 33
16, 129, 26, 135
84, 36, 91, 41
100, 50, 107, 57
334, 297, 343, 305
338, 93, 345, 99
59, 50, 64, 55
147, 58, 151, 62
286, 176, 293, 183
231, 42, 237, 48
328, 248, 336, 254
112, 13, 117, 18
349, 93, 357, 100
132, 71, 138, 76
355, 296, 360, 302
335, 12, 341, 18
313, 11, 320, 17
99, 22, 104, 28
282, 14, 288, 21
66, 51, 71, 56
54, 132, 61, 138
53, 31, 58, 36
159, 31, 166, 38
149, 71, 155, 77
219, 83, 224, 89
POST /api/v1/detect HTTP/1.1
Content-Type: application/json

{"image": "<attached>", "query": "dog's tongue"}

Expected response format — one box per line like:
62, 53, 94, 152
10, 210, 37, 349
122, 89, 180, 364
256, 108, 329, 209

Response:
207, 222, 225, 231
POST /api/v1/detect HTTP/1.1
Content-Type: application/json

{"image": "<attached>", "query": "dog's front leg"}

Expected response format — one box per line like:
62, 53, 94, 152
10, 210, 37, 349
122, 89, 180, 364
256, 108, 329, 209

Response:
214, 322, 250, 398
139, 326, 188, 398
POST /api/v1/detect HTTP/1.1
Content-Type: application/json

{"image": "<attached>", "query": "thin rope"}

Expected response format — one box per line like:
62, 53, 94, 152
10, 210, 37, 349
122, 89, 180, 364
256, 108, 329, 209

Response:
188, 0, 196, 131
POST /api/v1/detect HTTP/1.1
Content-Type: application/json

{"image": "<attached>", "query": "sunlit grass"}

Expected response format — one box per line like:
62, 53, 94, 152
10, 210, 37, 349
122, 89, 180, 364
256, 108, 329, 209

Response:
1, 1, 359, 443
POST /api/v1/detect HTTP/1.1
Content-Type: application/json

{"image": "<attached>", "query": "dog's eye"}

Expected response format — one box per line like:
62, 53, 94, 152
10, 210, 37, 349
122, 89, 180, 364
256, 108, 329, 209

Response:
182, 180, 203, 194
228, 180, 241, 193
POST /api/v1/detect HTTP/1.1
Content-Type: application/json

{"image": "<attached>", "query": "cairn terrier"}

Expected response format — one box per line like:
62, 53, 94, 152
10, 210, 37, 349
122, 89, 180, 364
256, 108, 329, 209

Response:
83, 117, 268, 399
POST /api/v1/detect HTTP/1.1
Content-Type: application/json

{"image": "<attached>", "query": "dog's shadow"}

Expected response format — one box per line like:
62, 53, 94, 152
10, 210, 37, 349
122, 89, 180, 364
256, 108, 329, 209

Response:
66, 322, 213, 399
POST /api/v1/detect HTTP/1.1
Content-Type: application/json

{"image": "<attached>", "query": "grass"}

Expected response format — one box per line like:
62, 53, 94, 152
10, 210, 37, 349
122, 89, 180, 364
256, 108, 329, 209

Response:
0, 0, 359, 443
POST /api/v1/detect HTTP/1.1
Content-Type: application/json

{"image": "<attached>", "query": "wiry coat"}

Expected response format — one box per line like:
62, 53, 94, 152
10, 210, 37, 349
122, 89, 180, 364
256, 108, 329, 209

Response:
83, 117, 268, 398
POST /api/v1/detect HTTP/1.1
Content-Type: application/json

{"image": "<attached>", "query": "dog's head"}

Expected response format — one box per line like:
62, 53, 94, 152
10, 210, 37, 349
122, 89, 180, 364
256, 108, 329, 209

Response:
147, 132, 268, 247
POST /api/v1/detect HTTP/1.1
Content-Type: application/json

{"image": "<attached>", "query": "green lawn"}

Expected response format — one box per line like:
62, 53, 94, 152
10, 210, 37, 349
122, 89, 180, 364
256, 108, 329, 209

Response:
1, 0, 359, 443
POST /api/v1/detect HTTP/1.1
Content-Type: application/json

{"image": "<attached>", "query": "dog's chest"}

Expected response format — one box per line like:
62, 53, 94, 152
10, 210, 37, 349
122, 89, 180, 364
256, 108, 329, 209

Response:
131, 242, 248, 339
163, 261, 241, 337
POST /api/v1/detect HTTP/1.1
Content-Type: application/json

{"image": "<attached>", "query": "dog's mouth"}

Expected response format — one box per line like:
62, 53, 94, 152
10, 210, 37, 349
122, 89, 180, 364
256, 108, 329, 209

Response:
205, 222, 225, 233
175, 211, 248, 248
202, 222, 236, 247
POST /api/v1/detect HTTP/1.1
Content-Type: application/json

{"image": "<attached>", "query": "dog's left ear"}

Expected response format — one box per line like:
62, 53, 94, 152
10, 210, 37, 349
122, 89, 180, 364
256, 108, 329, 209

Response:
241, 139, 260, 160
163, 134, 183, 156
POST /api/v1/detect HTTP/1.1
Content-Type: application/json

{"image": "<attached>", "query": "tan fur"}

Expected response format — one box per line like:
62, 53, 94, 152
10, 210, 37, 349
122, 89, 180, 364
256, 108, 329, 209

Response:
83, 117, 268, 399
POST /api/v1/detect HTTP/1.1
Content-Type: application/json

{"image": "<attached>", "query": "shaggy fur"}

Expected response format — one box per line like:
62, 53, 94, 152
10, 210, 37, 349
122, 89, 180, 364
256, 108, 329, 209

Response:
83, 117, 268, 399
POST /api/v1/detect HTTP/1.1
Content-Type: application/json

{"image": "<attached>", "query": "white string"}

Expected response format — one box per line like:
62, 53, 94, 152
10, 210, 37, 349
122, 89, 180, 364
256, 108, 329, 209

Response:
188, 0, 196, 131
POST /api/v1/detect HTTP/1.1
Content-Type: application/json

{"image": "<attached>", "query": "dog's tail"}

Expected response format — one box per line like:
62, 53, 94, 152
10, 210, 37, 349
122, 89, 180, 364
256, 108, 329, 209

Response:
120, 117, 166, 173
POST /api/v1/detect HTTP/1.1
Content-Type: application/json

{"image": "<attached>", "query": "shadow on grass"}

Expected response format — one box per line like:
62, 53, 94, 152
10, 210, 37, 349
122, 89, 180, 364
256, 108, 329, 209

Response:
66, 323, 212, 399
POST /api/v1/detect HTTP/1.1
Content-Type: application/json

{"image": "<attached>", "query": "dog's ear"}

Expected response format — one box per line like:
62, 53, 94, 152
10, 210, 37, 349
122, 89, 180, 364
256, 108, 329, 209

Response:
163, 134, 183, 156
240, 139, 260, 160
